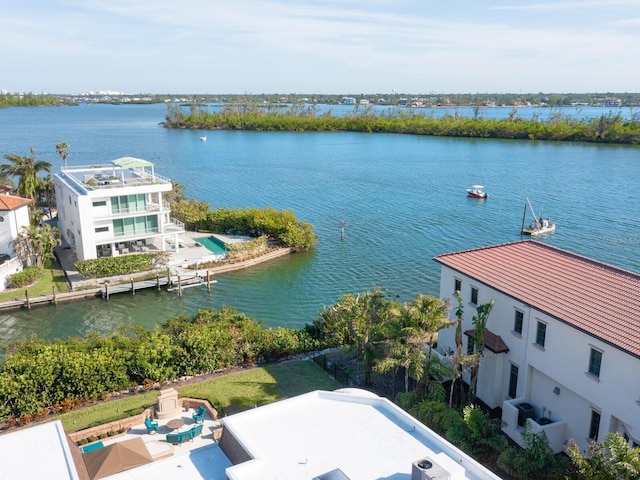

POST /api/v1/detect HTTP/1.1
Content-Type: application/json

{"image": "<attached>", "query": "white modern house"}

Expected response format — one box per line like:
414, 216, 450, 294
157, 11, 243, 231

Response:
0, 192, 32, 290
53, 157, 185, 261
434, 240, 640, 454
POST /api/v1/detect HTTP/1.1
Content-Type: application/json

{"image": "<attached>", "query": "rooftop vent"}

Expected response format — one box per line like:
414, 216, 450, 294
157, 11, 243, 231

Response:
412, 456, 451, 480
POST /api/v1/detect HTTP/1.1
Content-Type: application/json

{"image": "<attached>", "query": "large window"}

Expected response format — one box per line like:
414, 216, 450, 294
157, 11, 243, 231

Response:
508, 364, 519, 398
470, 286, 478, 305
589, 410, 601, 441
535, 321, 547, 348
113, 215, 158, 236
514, 310, 524, 335
111, 194, 147, 214
588, 348, 603, 378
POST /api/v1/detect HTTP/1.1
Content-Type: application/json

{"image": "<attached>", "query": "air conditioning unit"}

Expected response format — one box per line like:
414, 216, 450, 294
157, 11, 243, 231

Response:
412, 456, 451, 480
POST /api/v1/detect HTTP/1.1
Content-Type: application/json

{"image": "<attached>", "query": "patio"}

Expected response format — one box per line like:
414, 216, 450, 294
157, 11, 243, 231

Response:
82, 407, 229, 480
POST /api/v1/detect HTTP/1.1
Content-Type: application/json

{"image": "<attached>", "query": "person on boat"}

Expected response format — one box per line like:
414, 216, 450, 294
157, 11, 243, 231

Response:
546, 217, 551, 227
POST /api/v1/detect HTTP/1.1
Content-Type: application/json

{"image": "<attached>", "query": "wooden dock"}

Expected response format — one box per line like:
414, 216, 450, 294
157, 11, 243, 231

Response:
0, 271, 217, 311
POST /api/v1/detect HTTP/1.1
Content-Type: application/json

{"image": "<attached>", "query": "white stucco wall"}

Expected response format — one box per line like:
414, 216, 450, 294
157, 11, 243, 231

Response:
438, 264, 640, 454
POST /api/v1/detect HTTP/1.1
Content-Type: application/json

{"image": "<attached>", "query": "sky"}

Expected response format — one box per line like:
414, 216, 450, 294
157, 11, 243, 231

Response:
2, 0, 640, 95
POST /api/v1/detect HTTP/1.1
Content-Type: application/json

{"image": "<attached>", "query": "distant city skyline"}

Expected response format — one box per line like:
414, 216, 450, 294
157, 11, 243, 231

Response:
3, 1, 640, 94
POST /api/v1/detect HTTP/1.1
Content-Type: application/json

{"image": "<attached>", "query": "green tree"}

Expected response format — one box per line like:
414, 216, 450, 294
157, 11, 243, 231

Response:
55, 142, 69, 169
568, 432, 640, 480
11, 224, 61, 267
468, 300, 494, 403
0, 149, 52, 200
498, 423, 570, 479
35, 174, 56, 218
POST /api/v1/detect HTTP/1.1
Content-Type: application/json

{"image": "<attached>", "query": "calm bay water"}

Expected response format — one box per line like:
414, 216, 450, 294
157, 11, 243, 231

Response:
0, 104, 638, 345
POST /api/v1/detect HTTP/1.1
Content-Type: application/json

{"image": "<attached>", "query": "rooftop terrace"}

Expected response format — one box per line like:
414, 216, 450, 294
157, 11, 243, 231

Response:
58, 157, 172, 195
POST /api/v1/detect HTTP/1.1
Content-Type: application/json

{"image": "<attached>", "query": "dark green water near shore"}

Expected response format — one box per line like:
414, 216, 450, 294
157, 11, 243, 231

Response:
0, 104, 638, 345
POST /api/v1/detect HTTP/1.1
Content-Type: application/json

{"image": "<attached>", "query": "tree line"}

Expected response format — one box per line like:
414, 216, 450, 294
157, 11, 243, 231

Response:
164, 102, 640, 145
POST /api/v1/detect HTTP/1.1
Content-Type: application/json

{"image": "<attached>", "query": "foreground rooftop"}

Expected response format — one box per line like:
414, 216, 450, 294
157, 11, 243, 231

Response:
0, 389, 502, 480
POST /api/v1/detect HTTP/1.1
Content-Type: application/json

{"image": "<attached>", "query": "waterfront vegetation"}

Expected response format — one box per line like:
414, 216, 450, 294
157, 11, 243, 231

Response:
74, 251, 171, 278
170, 201, 317, 251
164, 102, 640, 145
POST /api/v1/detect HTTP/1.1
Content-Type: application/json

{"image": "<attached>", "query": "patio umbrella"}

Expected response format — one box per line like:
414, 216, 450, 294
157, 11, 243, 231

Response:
83, 437, 153, 480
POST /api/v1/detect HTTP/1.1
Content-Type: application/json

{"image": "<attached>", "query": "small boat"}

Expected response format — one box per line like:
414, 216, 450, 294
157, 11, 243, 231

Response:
467, 185, 488, 199
521, 197, 556, 236
200, 136, 207, 141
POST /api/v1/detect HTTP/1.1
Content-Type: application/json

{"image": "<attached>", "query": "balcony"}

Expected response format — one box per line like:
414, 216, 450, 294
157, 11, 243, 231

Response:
502, 398, 567, 453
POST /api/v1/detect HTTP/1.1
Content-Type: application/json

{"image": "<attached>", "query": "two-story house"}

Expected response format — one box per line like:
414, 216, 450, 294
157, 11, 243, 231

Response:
0, 192, 32, 290
53, 157, 185, 261
434, 240, 640, 454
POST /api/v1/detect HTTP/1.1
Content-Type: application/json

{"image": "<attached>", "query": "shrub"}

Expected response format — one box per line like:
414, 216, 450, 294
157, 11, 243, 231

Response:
445, 404, 507, 456
498, 424, 571, 479
7, 266, 44, 288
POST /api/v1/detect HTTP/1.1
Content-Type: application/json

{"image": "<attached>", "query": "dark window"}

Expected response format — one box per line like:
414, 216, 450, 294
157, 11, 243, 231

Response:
454, 278, 461, 294
514, 310, 524, 335
92, 200, 107, 207
589, 410, 601, 441
467, 338, 475, 355
535, 321, 547, 348
588, 348, 602, 377
470, 287, 478, 305
508, 364, 519, 398
95, 226, 108, 233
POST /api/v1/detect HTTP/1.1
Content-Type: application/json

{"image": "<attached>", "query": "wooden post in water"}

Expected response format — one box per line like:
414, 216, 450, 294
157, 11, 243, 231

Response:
104, 283, 109, 300
206, 271, 211, 292
167, 268, 172, 287
177, 275, 183, 298
130, 277, 135, 295
52, 286, 57, 305
156, 273, 160, 290
25, 290, 30, 309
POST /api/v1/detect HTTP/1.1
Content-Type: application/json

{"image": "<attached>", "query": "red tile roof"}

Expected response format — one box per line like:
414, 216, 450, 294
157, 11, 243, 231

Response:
0, 194, 32, 211
434, 240, 640, 359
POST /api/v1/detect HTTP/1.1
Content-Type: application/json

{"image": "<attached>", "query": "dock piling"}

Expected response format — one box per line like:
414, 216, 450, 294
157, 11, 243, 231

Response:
25, 290, 30, 309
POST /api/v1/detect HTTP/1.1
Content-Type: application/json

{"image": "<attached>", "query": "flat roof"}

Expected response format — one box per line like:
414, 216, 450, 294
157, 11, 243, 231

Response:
434, 240, 640, 358
223, 389, 501, 480
0, 420, 80, 479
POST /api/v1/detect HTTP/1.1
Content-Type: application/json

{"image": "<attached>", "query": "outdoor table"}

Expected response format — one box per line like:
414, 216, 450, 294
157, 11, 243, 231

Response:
166, 418, 185, 431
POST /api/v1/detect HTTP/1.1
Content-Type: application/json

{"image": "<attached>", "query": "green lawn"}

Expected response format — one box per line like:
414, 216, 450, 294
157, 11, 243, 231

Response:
0, 262, 69, 302
58, 360, 340, 432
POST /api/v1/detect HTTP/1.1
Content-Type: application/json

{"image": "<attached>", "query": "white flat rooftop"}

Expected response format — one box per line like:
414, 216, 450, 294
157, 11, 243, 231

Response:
0, 389, 502, 480
0, 421, 79, 479
223, 389, 501, 480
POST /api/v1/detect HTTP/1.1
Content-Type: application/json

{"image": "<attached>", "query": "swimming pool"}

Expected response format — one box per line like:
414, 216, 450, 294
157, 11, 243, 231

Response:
195, 235, 229, 254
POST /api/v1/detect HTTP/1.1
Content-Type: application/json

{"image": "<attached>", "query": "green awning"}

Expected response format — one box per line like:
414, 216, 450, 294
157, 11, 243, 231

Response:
111, 157, 154, 169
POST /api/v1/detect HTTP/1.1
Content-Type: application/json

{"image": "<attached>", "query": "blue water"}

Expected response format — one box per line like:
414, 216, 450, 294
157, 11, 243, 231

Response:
0, 103, 638, 345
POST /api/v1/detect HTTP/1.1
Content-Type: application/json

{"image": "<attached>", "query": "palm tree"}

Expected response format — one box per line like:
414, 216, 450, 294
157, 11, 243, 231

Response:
375, 294, 450, 395
36, 175, 56, 218
55, 142, 69, 169
468, 300, 494, 403
0, 149, 52, 199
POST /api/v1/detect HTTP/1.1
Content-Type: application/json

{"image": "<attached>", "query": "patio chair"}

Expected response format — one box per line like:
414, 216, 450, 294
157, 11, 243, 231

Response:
145, 417, 159, 434
192, 405, 206, 423
188, 423, 204, 439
